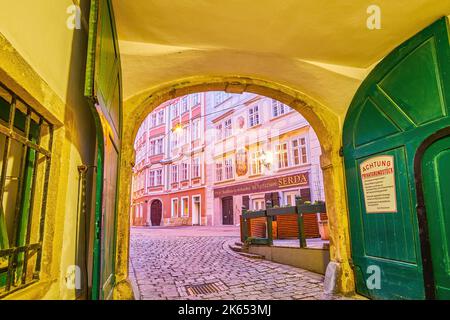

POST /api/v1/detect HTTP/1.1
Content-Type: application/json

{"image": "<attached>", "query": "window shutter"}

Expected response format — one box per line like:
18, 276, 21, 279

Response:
272, 192, 280, 207
242, 196, 250, 209
300, 188, 311, 202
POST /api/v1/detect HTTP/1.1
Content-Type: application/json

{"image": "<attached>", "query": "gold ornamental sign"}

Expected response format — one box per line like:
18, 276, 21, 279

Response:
235, 148, 248, 176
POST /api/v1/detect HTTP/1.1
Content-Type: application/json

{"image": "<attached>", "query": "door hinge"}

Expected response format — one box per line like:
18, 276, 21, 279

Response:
339, 146, 344, 157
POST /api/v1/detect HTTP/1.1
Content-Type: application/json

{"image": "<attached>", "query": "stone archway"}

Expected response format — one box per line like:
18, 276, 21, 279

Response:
113, 75, 354, 299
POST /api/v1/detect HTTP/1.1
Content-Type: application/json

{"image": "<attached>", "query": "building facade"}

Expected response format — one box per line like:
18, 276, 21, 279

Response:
204, 93, 324, 233
131, 93, 207, 226
132, 92, 325, 231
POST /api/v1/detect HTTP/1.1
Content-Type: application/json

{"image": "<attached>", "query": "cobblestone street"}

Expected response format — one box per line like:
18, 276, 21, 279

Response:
129, 226, 351, 300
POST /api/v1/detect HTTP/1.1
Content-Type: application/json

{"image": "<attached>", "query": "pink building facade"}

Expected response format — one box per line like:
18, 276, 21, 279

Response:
131, 93, 207, 226
131, 92, 325, 231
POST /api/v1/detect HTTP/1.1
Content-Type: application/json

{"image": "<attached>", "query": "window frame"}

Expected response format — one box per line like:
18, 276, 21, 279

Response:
192, 157, 200, 179
0, 82, 54, 297
291, 135, 309, 166
248, 105, 260, 127
275, 142, 289, 169
181, 196, 189, 217
171, 164, 178, 183
171, 198, 179, 217
224, 157, 234, 180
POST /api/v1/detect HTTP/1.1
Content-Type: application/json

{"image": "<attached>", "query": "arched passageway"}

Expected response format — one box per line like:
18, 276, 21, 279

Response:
113, 76, 354, 299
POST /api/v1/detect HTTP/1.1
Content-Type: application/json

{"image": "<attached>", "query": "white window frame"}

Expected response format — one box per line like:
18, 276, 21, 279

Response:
250, 150, 263, 175
171, 131, 179, 150
156, 137, 164, 154
148, 171, 155, 187
171, 103, 179, 119
215, 124, 223, 141
215, 161, 223, 182
157, 109, 165, 125
291, 136, 309, 166
192, 157, 200, 178
252, 198, 266, 211
248, 105, 260, 127
192, 119, 200, 140
224, 118, 232, 138
272, 99, 290, 118
155, 169, 163, 186
171, 164, 178, 183
191, 195, 202, 225
171, 198, 179, 217
151, 113, 157, 127
181, 196, 189, 217
191, 93, 200, 107
149, 139, 156, 156
181, 162, 189, 181
182, 125, 189, 144
224, 157, 234, 180
181, 96, 189, 113
276, 142, 289, 169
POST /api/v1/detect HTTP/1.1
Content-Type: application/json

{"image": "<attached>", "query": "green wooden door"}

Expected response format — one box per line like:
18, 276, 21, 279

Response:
422, 135, 450, 299
85, 0, 122, 300
343, 17, 450, 299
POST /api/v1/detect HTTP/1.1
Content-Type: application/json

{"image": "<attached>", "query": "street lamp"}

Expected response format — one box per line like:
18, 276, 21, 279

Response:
260, 150, 273, 169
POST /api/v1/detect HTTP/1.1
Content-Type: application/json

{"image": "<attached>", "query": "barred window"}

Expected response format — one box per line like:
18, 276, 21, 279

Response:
0, 83, 53, 297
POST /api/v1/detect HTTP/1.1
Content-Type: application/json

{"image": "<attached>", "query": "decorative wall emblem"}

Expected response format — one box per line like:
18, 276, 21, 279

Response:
235, 148, 248, 176
237, 116, 245, 129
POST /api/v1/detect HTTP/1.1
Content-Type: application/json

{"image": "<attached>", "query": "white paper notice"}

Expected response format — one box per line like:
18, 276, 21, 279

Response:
360, 155, 397, 213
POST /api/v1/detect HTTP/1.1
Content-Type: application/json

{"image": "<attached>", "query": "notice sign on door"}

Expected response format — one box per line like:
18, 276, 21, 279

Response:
360, 155, 397, 213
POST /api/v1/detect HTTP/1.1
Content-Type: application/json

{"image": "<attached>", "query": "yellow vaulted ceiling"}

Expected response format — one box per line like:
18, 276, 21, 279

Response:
112, 0, 450, 116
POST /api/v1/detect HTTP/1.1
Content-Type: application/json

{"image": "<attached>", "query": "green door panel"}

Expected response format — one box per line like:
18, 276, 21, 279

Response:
422, 136, 450, 299
343, 17, 450, 300
379, 38, 446, 126
85, 0, 122, 300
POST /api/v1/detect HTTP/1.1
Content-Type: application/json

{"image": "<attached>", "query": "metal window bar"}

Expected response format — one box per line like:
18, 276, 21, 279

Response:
0, 82, 53, 297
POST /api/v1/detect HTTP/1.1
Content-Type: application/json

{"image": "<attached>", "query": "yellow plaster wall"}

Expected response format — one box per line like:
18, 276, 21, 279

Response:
0, 0, 96, 300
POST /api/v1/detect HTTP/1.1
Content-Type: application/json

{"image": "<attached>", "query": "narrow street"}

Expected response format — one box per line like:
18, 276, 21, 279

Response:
129, 226, 348, 300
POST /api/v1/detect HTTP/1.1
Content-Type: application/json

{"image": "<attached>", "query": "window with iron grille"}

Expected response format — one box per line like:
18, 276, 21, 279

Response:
0, 82, 53, 297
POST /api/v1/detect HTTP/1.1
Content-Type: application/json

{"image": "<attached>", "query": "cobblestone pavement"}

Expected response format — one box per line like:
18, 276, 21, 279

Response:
129, 226, 352, 300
